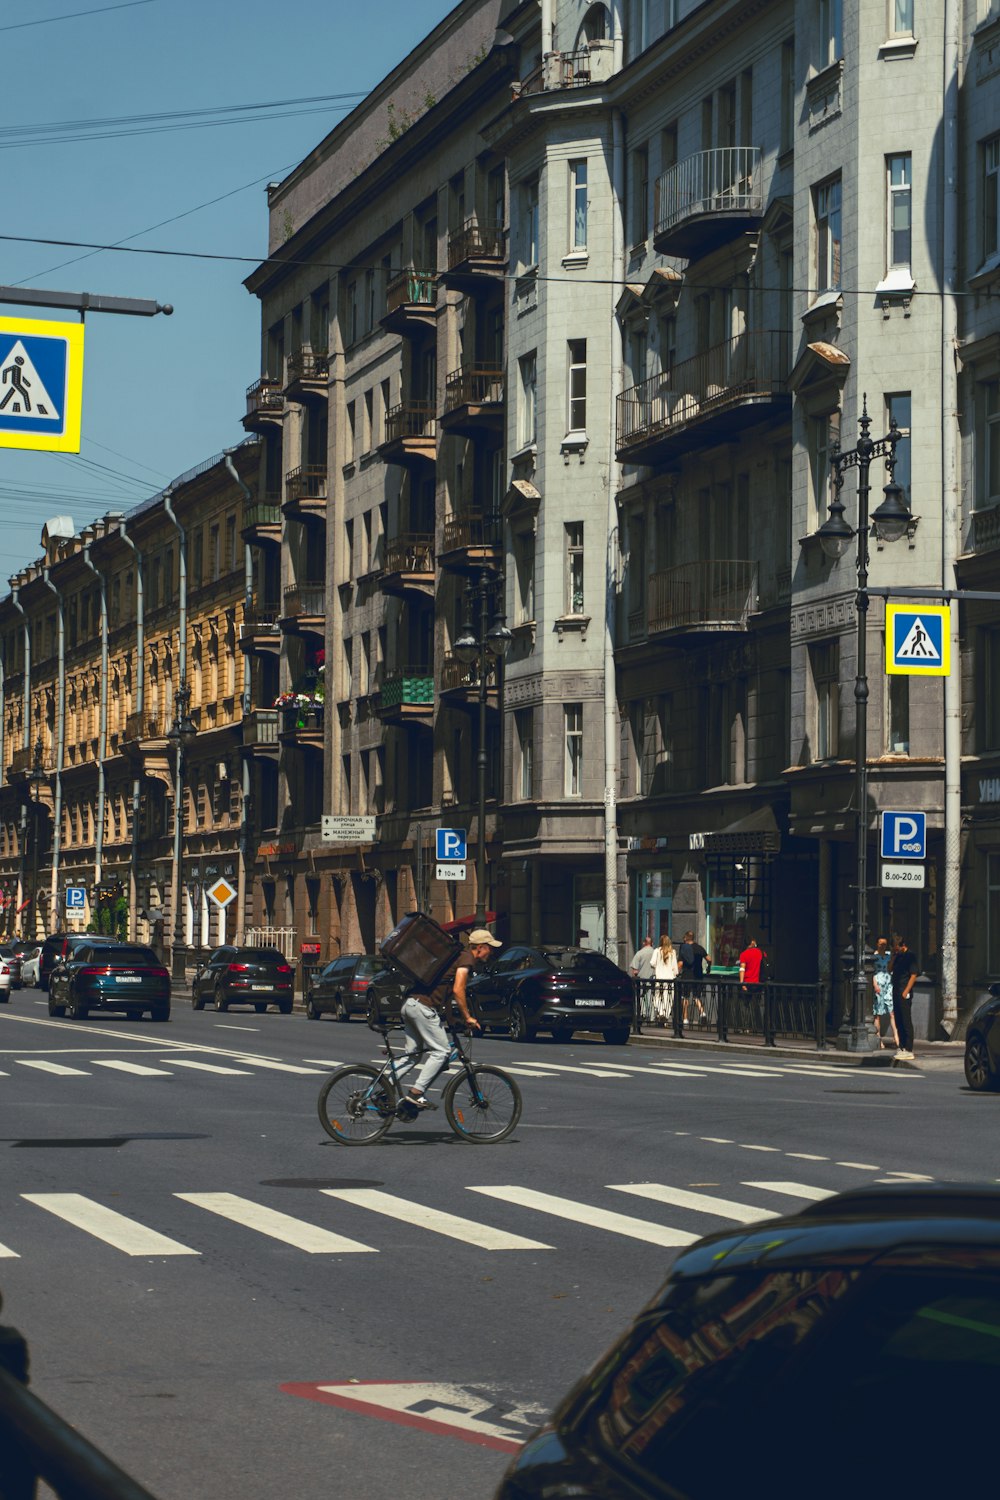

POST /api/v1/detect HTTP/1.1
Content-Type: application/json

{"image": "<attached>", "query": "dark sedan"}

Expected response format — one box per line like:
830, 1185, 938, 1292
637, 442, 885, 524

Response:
495, 1184, 1000, 1500
964, 982, 1000, 1090
192, 945, 294, 1013
48, 942, 170, 1021
306, 954, 397, 1021
468, 945, 633, 1044
360, 965, 421, 1027
39, 932, 108, 991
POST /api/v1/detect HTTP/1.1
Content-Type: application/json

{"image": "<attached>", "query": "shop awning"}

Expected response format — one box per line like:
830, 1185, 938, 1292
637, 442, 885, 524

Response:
440, 910, 497, 933
689, 805, 780, 855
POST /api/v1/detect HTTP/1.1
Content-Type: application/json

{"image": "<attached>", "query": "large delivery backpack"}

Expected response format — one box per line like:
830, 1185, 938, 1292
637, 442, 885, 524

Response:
380, 911, 462, 988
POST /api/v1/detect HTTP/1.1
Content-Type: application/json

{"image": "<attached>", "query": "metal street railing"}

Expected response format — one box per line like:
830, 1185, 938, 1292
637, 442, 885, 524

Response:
635, 977, 832, 1048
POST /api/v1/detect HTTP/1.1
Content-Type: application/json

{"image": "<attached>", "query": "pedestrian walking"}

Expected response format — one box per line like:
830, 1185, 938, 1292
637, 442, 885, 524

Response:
651, 934, 678, 1025
871, 936, 897, 1050
891, 935, 919, 1061
677, 929, 709, 1022
629, 933, 656, 1024
738, 937, 767, 1028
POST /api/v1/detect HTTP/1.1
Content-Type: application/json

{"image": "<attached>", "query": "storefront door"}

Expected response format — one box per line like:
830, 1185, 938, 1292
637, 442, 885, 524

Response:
634, 870, 673, 947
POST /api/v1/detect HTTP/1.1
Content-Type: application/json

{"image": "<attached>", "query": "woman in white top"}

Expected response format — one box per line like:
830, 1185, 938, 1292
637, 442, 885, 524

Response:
651, 935, 679, 1025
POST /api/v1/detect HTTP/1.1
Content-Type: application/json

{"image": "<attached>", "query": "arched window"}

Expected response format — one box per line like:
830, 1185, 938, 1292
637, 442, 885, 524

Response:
577, 3, 610, 46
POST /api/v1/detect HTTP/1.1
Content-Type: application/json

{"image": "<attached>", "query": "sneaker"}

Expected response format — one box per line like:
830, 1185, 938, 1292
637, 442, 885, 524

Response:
895, 1049, 914, 1061
407, 1090, 438, 1111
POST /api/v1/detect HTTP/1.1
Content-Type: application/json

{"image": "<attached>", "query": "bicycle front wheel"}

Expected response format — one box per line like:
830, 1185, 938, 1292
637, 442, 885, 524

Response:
318, 1065, 395, 1145
443, 1065, 522, 1144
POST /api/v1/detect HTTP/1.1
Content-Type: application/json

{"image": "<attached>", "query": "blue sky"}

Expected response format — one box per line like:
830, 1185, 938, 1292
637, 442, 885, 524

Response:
0, 0, 436, 575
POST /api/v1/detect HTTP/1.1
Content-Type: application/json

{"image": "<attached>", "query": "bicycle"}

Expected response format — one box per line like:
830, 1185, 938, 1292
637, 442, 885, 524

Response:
316, 1020, 522, 1146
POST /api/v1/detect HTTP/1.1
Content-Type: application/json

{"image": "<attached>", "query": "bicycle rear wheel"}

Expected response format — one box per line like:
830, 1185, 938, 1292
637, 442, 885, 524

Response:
318, 1065, 394, 1145
443, 1065, 521, 1144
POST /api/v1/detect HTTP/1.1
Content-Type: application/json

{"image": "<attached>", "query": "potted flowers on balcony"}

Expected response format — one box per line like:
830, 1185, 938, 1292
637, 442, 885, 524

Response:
274, 683, 325, 733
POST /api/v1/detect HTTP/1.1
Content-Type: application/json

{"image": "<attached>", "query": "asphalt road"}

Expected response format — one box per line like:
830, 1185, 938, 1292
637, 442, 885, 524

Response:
0, 988, 984, 1500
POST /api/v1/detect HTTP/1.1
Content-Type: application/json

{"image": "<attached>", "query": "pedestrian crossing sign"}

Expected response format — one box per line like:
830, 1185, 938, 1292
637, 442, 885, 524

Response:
885, 603, 950, 676
0, 316, 84, 452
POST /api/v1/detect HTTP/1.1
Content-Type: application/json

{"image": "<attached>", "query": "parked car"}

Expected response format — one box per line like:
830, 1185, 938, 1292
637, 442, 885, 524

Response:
191, 945, 294, 1013
467, 945, 634, 1044
0, 945, 23, 988
19, 945, 41, 988
39, 933, 112, 992
964, 981, 1000, 1090
48, 942, 170, 1021
495, 1184, 1000, 1500
305, 954, 400, 1021
0, 952, 12, 1002
361, 963, 422, 1028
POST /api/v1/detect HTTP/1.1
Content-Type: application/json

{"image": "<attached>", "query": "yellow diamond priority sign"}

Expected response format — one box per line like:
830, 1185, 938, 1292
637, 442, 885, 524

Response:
207, 876, 238, 908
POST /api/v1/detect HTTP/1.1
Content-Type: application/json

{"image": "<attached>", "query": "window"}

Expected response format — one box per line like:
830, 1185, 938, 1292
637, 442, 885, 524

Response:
814, 176, 842, 292
226, 514, 237, 572
886, 393, 911, 507
346, 400, 356, 465
886, 670, 910, 754
810, 638, 840, 760
521, 177, 539, 269
810, 411, 841, 526
780, 38, 795, 155
306, 878, 320, 936
363, 388, 374, 455
887, 154, 912, 269
567, 340, 587, 432
638, 696, 672, 795
976, 380, 1000, 507
379, 377, 391, 445
513, 527, 535, 624
630, 145, 649, 246
818, 0, 843, 67
565, 523, 585, 614
347, 281, 359, 345
891, 0, 914, 35
365, 270, 376, 334
983, 135, 1000, 264
565, 704, 583, 795
210, 523, 221, 581
515, 708, 534, 799
570, 159, 588, 249
518, 351, 537, 448
984, 626, 1000, 750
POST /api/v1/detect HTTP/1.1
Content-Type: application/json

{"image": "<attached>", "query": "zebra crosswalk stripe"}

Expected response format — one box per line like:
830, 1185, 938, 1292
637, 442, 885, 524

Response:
741, 1181, 835, 1201
0, 1241, 20, 1258
91, 1060, 172, 1077
175, 1192, 375, 1253
608, 1183, 780, 1223
162, 1060, 253, 1076
18, 1060, 89, 1076
23, 1193, 199, 1256
321, 1188, 553, 1251
467, 1186, 700, 1248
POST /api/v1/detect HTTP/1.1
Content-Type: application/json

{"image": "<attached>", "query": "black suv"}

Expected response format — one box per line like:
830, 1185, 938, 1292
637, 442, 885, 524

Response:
192, 945, 294, 1013
39, 933, 112, 992
305, 954, 398, 1021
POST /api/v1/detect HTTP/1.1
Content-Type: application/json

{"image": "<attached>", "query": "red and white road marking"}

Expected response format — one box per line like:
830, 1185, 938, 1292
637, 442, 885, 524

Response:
281, 1379, 543, 1452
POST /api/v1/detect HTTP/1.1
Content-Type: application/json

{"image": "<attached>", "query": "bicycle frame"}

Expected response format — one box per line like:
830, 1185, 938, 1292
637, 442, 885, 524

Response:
372, 1020, 474, 1103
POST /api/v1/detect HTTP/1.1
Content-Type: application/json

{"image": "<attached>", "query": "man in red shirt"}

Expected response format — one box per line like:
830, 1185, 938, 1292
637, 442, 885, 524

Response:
739, 938, 766, 988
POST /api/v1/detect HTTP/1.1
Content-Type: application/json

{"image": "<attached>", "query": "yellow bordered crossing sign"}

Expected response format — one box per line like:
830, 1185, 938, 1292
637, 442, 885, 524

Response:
0, 315, 85, 452
885, 603, 950, 676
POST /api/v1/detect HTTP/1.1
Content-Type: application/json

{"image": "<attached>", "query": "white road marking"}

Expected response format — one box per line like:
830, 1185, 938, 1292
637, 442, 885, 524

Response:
495, 1066, 560, 1078
301, 1059, 344, 1066
702, 1137, 735, 1144
90, 1060, 172, 1077
321, 1189, 552, 1251
175, 1193, 374, 1253
600, 1062, 709, 1077
608, 1183, 779, 1223
510, 1062, 630, 1079
467, 1187, 699, 1248
23, 1194, 199, 1256
741, 1181, 836, 1202
836, 1161, 881, 1171
0, 1242, 19, 1257
705, 1067, 781, 1078
18, 1060, 89, 1076
226, 1057, 326, 1075
163, 1059, 252, 1076
787, 1152, 829, 1161
214, 1024, 260, 1032
738, 1144, 781, 1153
883, 1172, 935, 1181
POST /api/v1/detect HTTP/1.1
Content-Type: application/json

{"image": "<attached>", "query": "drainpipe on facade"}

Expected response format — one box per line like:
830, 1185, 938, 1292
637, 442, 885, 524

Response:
604, 98, 625, 964
78, 548, 107, 895
119, 521, 144, 937
41, 567, 67, 929
540, 0, 552, 55
10, 586, 29, 932
162, 491, 186, 967
940, 0, 960, 1034
225, 449, 253, 938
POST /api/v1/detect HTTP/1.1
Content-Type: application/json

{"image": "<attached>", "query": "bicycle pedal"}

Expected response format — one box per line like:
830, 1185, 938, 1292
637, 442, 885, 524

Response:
395, 1098, 421, 1121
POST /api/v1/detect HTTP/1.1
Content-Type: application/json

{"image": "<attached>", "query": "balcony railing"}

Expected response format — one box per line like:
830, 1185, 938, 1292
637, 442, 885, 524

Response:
282, 582, 326, 619
125, 709, 167, 741
243, 597, 281, 630
441, 512, 502, 553
517, 41, 615, 95
443, 365, 504, 413
385, 269, 436, 316
384, 401, 436, 445
972, 506, 1000, 553
440, 654, 496, 695
447, 220, 506, 269
617, 331, 790, 454
285, 348, 329, 383
243, 708, 279, 747
647, 560, 758, 635
654, 147, 763, 250
284, 465, 328, 503
383, 532, 434, 575
374, 666, 434, 710
245, 377, 283, 420
243, 500, 281, 531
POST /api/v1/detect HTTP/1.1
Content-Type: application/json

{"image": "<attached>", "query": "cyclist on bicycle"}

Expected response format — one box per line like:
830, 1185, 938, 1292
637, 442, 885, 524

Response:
400, 927, 501, 1108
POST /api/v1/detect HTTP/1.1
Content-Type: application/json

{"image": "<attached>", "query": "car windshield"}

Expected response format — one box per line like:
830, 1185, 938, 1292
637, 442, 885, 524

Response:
539, 949, 622, 977
89, 946, 159, 965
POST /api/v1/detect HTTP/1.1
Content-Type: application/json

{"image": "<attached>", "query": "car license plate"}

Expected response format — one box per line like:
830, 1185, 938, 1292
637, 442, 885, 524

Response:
251, 984, 271, 992
574, 998, 602, 1007
117, 976, 142, 984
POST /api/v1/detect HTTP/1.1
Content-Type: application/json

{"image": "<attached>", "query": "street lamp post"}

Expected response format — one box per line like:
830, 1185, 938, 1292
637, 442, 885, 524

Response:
817, 395, 911, 1052
454, 568, 512, 924
27, 738, 46, 943
166, 683, 197, 975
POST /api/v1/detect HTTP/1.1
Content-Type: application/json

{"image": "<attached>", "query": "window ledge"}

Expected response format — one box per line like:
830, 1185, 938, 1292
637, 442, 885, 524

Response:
554, 612, 591, 642
510, 441, 537, 465
515, 267, 538, 293
874, 270, 916, 297
511, 619, 537, 643
560, 432, 589, 462
562, 250, 589, 268
802, 289, 843, 325
878, 35, 917, 60
341, 461, 356, 479
969, 252, 1000, 293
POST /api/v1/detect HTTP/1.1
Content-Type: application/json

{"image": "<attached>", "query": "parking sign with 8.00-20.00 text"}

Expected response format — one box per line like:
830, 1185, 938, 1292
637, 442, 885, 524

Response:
880, 811, 926, 861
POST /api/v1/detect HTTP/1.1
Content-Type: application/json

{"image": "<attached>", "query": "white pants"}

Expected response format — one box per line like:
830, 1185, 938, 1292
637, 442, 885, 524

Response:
400, 997, 451, 1094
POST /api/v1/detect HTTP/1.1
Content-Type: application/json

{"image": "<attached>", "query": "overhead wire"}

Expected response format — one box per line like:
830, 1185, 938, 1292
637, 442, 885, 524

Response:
0, 0, 155, 34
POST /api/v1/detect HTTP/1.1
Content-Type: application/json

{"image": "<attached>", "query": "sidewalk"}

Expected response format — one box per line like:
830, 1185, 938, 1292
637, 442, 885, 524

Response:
627, 1028, 966, 1070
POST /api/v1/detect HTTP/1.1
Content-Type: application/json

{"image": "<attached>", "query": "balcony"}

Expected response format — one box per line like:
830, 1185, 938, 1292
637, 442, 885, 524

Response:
284, 348, 329, 403
439, 653, 499, 712
283, 465, 328, 521
280, 582, 326, 636
971, 507, 1000, 554
242, 498, 281, 544
240, 597, 281, 654
377, 533, 435, 597
378, 402, 436, 466
616, 331, 790, 464
373, 666, 434, 723
241, 708, 280, 757
243, 377, 284, 432
382, 269, 437, 336
124, 710, 168, 744
8, 745, 52, 780
647, 560, 758, 640
439, 512, 503, 574
654, 147, 763, 260
442, 220, 506, 291
516, 41, 615, 96
278, 702, 324, 750
440, 365, 504, 437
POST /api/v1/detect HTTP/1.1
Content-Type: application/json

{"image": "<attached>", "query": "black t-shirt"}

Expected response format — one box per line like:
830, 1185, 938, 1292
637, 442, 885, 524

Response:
891, 949, 919, 999
413, 950, 481, 1013
678, 941, 708, 978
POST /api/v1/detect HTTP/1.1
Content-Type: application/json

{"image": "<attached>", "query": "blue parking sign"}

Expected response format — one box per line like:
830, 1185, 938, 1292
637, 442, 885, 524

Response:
436, 828, 467, 862
880, 811, 926, 861
65, 886, 87, 911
